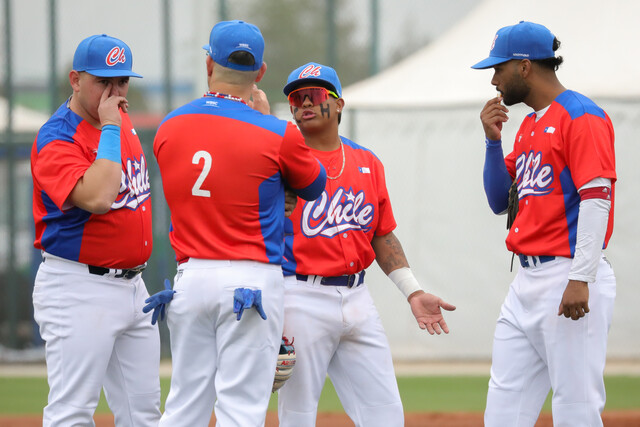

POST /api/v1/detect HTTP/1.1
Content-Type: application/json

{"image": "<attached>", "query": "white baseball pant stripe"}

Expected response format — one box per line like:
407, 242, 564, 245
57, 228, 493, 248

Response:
278, 276, 403, 427
484, 254, 616, 427
32, 254, 161, 427
159, 259, 284, 427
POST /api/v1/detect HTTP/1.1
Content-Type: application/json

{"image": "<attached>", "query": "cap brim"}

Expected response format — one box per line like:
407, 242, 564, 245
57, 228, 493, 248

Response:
85, 69, 143, 78
471, 56, 511, 70
283, 78, 339, 96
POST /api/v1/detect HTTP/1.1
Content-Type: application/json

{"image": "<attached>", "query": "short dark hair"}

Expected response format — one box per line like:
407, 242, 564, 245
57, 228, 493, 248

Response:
227, 51, 256, 67
533, 37, 563, 71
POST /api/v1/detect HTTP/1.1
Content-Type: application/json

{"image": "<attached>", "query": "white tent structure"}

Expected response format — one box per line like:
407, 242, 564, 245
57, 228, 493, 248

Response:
0, 97, 50, 132
335, 0, 640, 361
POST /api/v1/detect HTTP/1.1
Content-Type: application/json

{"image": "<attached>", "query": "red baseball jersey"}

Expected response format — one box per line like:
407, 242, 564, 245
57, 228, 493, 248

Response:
283, 136, 396, 277
504, 90, 616, 257
31, 101, 153, 268
153, 95, 325, 264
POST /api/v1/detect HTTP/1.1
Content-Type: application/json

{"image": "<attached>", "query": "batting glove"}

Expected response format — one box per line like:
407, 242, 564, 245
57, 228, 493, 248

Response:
233, 288, 267, 321
143, 278, 175, 325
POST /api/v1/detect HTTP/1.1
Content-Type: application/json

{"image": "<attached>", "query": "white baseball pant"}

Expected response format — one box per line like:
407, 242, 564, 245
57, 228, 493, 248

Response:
159, 259, 284, 427
278, 275, 404, 427
32, 253, 161, 427
484, 254, 616, 427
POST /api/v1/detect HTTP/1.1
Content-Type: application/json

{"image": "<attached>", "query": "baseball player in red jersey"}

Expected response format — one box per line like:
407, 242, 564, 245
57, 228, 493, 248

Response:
153, 21, 326, 426
473, 21, 616, 427
277, 62, 456, 427
30, 34, 160, 426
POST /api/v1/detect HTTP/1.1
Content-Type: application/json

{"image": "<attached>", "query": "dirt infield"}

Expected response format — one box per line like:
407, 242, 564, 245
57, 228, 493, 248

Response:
2, 411, 640, 426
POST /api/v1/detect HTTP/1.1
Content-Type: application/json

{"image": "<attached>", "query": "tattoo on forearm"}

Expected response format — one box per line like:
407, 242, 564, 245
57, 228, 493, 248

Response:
376, 234, 409, 274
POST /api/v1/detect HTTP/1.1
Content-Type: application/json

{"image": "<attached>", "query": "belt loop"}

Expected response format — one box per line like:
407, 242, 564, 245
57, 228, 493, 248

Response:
347, 274, 356, 288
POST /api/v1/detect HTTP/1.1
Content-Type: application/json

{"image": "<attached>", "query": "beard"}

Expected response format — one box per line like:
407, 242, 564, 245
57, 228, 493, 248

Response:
502, 75, 530, 106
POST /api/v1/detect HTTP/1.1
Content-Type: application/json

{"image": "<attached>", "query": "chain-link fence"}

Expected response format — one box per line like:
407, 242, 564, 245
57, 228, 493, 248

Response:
0, 0, 385, 357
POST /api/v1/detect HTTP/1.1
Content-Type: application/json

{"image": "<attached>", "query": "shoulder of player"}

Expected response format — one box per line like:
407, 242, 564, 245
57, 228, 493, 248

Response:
35, 107, 87, 153
553, 90, 607, 121
341, 136, 383, 162
159, 99, 290, 137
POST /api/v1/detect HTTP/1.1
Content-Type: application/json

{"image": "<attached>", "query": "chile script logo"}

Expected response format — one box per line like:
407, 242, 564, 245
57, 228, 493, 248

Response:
301, 187, 374, 237
106, 47, 127, 66
515, 150, 554, 198
112, 154, 151, 210
298, 64, 322, 79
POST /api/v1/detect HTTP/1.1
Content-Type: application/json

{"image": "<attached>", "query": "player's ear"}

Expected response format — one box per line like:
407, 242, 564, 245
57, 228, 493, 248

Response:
69, 70, 81, 92
206, 55, 214, 78
255, 62, 267, 83
336, 98, 345, 112
519, 59, 532, 77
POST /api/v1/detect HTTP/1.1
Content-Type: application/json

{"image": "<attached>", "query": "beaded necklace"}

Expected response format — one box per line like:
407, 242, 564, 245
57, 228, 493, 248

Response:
204, 91, 248, 105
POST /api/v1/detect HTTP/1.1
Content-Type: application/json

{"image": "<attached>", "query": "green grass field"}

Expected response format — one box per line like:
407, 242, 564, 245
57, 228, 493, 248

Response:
1, 375, 639, 415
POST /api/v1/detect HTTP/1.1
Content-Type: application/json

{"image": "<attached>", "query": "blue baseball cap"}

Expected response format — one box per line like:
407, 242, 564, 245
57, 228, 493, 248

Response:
202, 20, 264, 71
471, 21, 556, 69
73, 34, 142, 78
283, 62, 342, 97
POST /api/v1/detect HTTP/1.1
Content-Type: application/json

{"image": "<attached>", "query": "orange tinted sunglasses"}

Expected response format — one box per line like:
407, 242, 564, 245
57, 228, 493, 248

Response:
287, 86, 339, 108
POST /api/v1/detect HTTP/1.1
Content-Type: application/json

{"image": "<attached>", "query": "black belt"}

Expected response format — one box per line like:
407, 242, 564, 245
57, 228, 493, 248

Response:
296, 271, 365, 287
42, 254, 145, 280
518, 254, 555, 268
88, 264, 145, 279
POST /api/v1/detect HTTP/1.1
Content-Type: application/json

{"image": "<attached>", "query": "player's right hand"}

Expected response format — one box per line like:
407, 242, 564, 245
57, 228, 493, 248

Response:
98, 83, 127, 128
480, 95, 509, 141
249, 84, 271, 115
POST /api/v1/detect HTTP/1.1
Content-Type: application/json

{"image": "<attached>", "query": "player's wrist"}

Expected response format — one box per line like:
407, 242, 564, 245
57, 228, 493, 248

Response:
96, 124, 121, 163
389, 267, 423, 300
485, 137, 502, 146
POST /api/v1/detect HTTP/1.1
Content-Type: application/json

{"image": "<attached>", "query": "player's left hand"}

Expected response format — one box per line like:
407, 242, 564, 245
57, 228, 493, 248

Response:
408, 291, 456, 335
248, 84, 270, 115
558, 280, 590, 321
284, 189, 298, 217
143, 279, 175, 325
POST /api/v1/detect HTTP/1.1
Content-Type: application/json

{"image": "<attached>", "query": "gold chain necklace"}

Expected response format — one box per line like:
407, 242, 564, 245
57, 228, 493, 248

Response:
327, 141, 345, 180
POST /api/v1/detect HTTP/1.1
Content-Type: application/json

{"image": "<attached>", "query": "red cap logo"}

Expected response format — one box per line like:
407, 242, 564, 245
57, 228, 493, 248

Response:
490, 34, 498, 52
299, 64, 321, 79
106, 47, 127, 66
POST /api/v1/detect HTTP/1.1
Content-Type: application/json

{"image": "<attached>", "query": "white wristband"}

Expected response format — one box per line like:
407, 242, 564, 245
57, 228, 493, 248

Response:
389, 267, 423, 299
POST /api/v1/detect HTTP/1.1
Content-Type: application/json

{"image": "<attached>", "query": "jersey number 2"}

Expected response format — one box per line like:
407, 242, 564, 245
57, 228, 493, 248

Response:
192, 150, 212, 197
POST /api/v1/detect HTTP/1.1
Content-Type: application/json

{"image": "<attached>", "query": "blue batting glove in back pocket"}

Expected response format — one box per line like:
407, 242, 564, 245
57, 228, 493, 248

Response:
233, 288, 267, 321
143, 278, 175, 325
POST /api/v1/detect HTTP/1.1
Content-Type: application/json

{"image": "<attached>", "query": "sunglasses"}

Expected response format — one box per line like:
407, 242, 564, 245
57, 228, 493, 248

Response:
287, 86, 339, 108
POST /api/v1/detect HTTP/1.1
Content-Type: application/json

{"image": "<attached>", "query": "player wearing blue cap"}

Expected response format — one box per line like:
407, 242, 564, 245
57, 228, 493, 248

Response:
31, 34, 160, 426
276, 62, 456, 427
473, 21, 616, 426
153, 21, 326, 426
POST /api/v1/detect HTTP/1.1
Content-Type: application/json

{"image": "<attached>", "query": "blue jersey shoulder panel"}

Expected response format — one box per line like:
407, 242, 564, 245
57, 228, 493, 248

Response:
36, 102, 84, 153
340, 136, 380, 160
556, 90, 605, 120
160, 97, 289, 137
